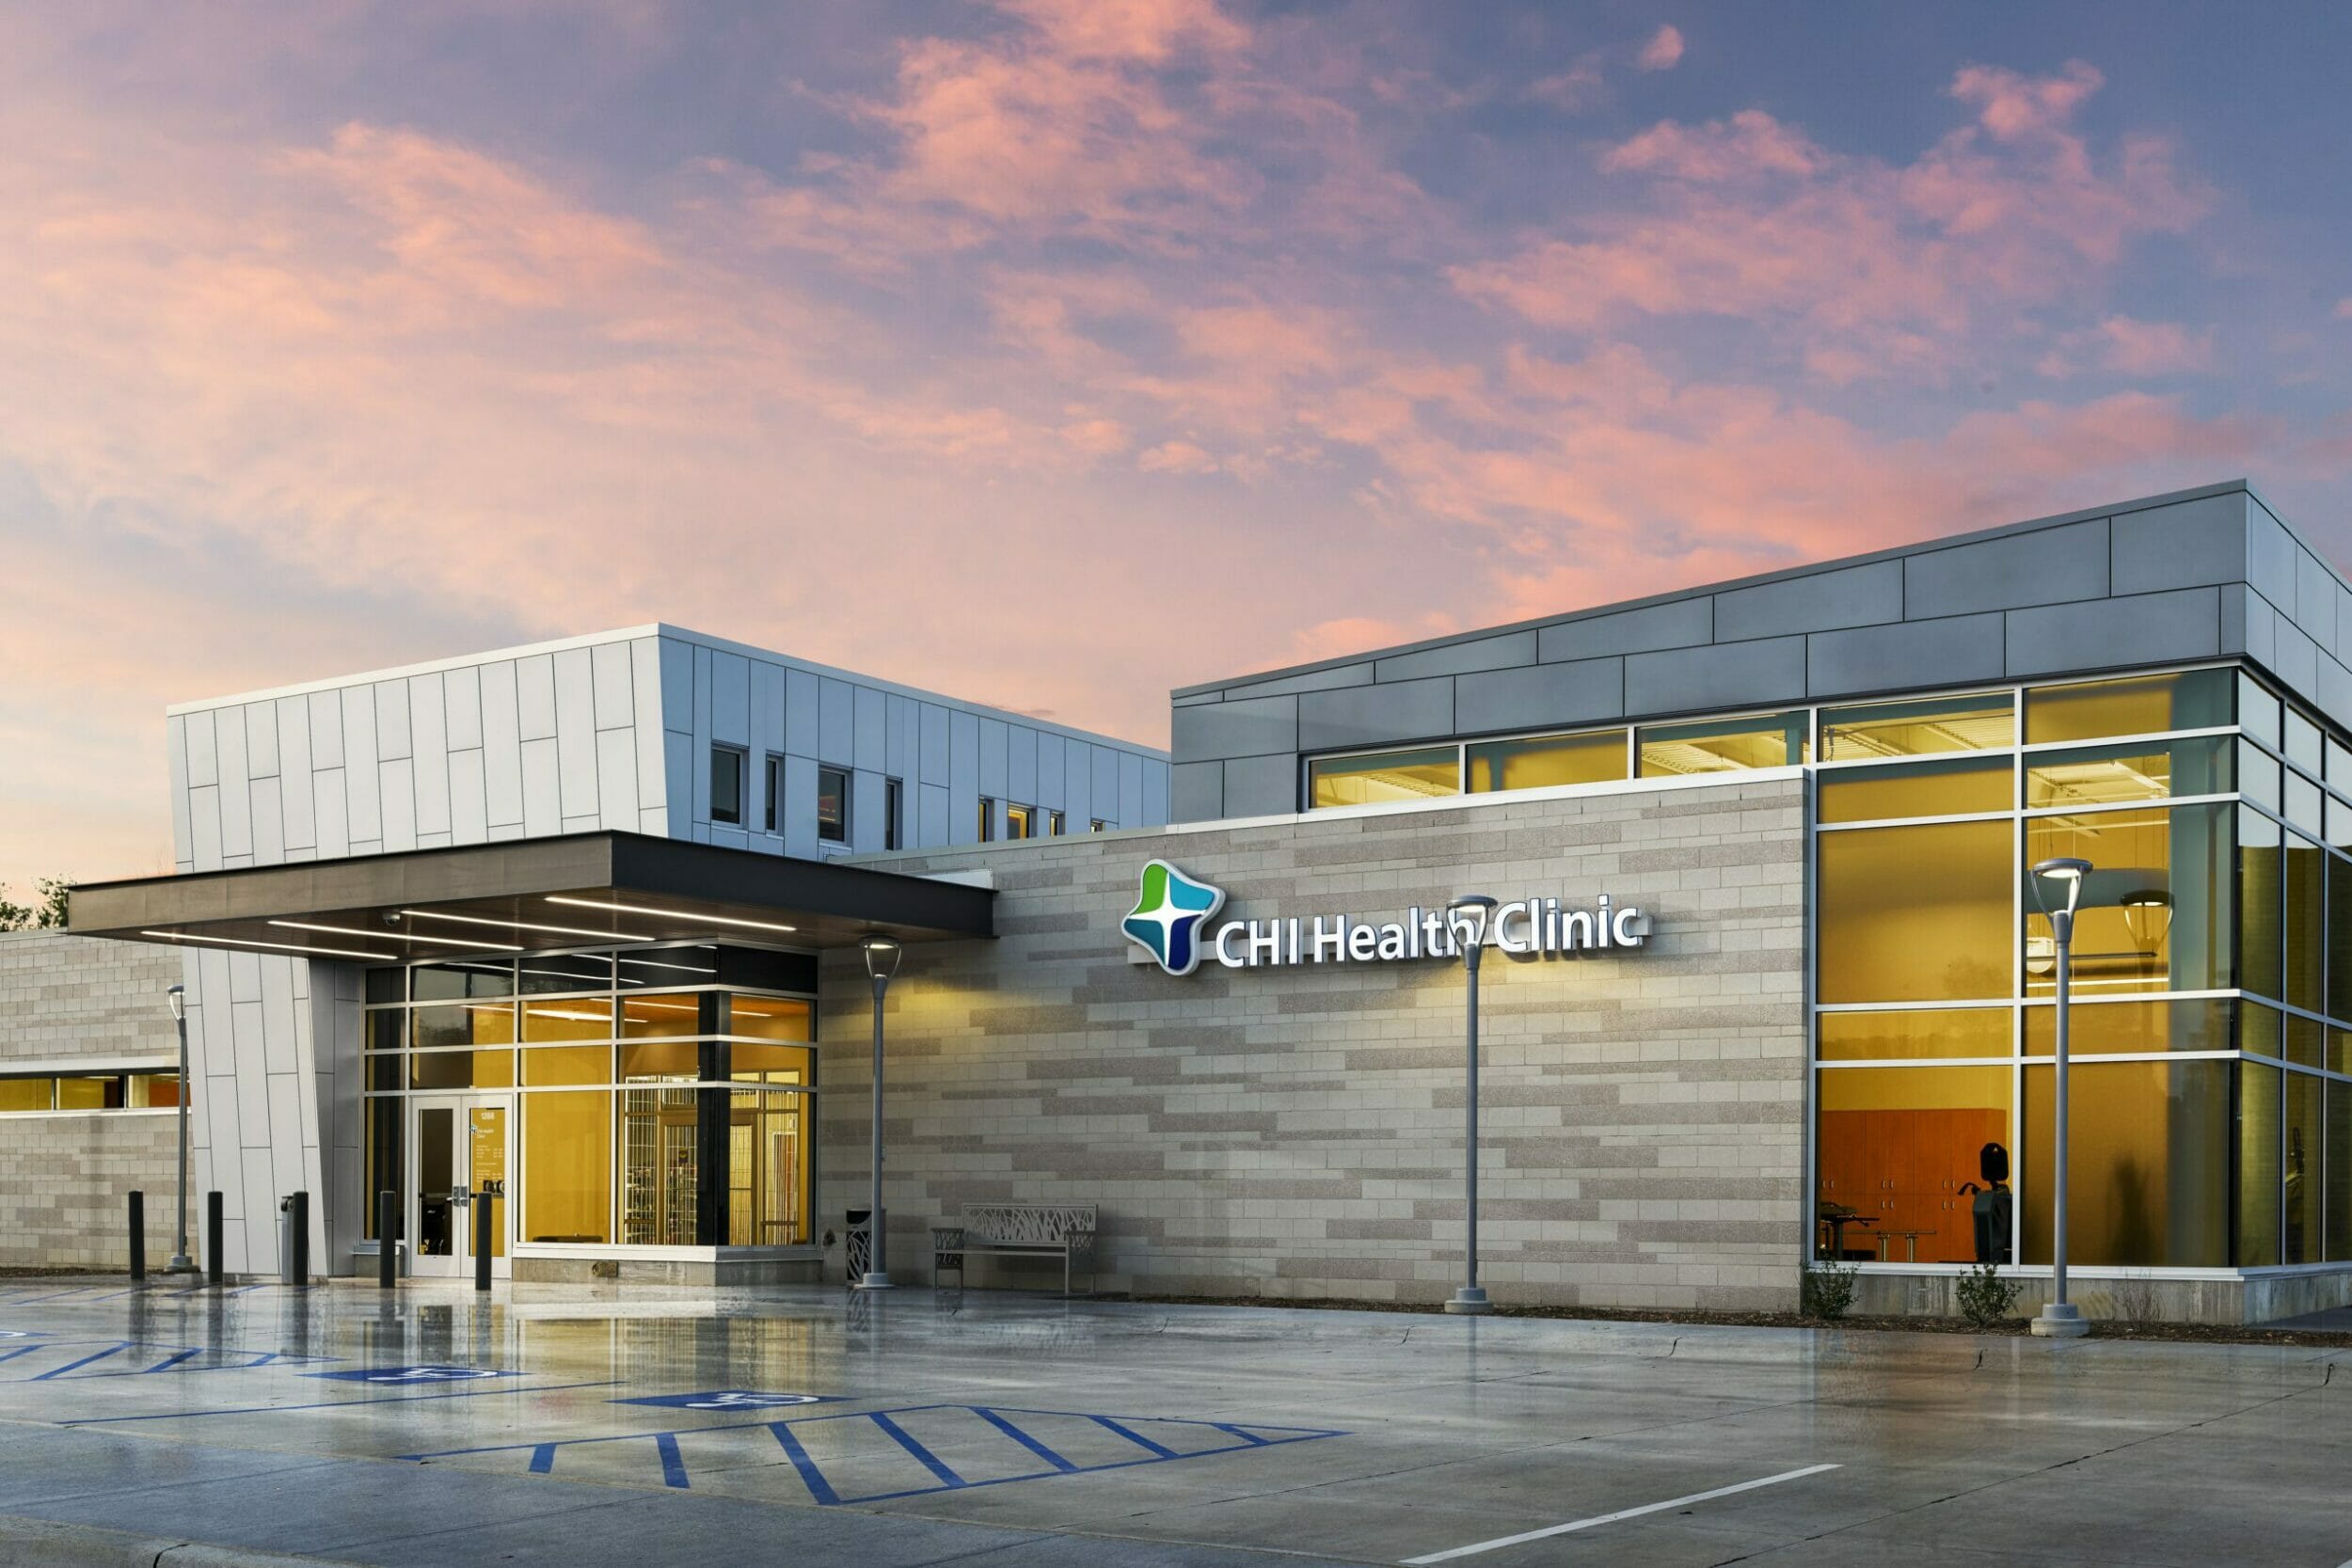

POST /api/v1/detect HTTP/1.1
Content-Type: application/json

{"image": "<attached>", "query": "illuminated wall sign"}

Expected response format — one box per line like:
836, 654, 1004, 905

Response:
1121, 860, 1650, 976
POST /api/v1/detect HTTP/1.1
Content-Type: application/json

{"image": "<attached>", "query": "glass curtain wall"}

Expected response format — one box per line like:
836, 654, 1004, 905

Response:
1815, 664, 2352, 1273
361, 943, 817, 1253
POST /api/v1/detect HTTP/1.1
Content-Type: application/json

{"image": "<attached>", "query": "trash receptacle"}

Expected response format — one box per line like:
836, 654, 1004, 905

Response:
846, 1209, 871, 1281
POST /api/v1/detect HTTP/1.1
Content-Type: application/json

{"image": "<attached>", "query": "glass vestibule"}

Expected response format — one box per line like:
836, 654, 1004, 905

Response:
364, 943, 818, 1261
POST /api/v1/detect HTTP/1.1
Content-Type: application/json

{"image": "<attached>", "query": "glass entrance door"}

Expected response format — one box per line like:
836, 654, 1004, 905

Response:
410, 1095, 510, 1278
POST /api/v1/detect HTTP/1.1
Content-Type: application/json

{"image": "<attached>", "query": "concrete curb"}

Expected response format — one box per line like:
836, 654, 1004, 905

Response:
0, 1515, 361, 1567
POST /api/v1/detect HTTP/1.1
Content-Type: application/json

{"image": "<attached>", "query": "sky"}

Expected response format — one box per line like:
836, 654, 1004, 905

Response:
5, 0, 2352, 894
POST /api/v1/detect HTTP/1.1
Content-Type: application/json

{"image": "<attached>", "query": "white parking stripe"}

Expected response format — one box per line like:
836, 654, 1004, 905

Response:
1399, 1463, 1842, 1564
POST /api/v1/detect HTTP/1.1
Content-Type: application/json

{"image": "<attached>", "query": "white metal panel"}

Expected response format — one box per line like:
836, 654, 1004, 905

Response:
520, 737, 562, 836
596, 728, 640, 827
918, 702, 950, 786
443, 664, 483, 751
215, 710, 253, 859
919, 783, 949, 847
313, 769, 350, 858
238, 1147, 275, 1275
251, 777, 285, 863
260, 960, 299, 1074
379, 758, 418, 850
785, 667, 819, 757
440, 745, 488, 845
632, 641, 669, 814
167, 713, 192, 865
275, 696, 315, 851
640, 805, 668, 834
658, 636, 694, 732
341, 685, 381, 846
711, 649, 751, 746
373, 678, 411, 760
664, 732, 692, 841
591, 640, 634, 730
245, 701, 279, 779
308, 689, 343, 768
516, 653, 558, 741
185, 707, 218, 787
553, 648, 600, 819
189, 784, 224, 870
409, 674, 451, 837
231, 1002, 270, 1146
480, 660, 525, 828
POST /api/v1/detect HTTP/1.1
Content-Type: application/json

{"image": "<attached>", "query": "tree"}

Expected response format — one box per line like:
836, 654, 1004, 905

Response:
0, 877, 72, 931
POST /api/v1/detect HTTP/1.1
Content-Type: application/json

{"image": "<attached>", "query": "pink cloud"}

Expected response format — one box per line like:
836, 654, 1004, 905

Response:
1637, 24, 1685, 71
1950, 59, 2103, 142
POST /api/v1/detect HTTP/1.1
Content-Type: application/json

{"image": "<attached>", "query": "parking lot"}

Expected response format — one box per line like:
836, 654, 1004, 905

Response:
0, 1277, 2348, 1566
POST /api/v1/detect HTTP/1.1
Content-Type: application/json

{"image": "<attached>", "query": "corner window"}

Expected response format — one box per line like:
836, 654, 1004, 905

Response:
817, 767, 850, 843
711, 745, 746, 826
763, 755, 782, 833
977, 796, 995, 842
885, 778, 904, 851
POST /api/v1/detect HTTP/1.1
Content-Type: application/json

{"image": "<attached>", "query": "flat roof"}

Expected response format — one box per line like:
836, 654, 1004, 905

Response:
70, 832, 993, 960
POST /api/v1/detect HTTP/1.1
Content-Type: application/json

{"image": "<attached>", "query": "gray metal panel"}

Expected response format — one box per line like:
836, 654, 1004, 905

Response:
215, 706, 252, 860
1454, 657, 1623, 736
1373, 631, 1535, 684
408, 675, 450, 838
2241, 587, 2279, 671
1090, 746, 1119, 824
628, 638, 663, 742
657, 637, 693, 734
378, 758, 417, 850
854, 686, 887, 773
1172, 691, 1224, 707
245, 701, 278, 780
1036, 731, 1066, 809
784, 667, 818, 757
373, 679, 411, 761
1714, 561, 1901, 642
1142, 758, 1169, 825
519, 736, 562, 836
1172, 693, 1297, 762
1806, 612, 2008, 700
185, 707, 218, 788
2109, 492, 2248, 595
479, 661, 524, 829
443, 664, 482, 752
1221, 753, 1294, 817
2317, 656, 2352, 735
2298, 546, 2339, 658
1538, 597, 1712, 664
1298, 677, 1454, 752
2220, 581, 2249, 657
632, 641, 668, 816
167, 713, 192, 865
307, 689, 343, 769
1008, 725, 1038, 805
2248, 501, 2299, 610
918, 703, 950, 787
664, 733, 691, 840
782, 754, 820, 859
1213, 662, 1374, 701
918, 782, 949, 847
1905, 518, 2110, 618
2272, 618, 2321, 703
2003, 587, 2221, 678
1119, 751, 1145, 828
977, 717, 1009, 799
850, 768, 887, 853
595, 728, 639, 827
1171, 760, 1223, 823
515, 654, 557, 742
950, 711, 980, 838
749, 660, 785, 796
553, 649, 600, 820
1622, 637, 1806, 718
818, 676, 854, 764
448, 749, 488, 844
885, 693, 918, 781
341, 685, 381, 845
710, 650, 751, 747
274, 696, 314, 852
591, 641, 634, 730
1060, 743, 1089, 826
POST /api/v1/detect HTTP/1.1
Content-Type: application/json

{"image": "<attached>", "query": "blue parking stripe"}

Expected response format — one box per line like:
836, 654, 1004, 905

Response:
33, 1343, 130, 1380
973, 1407, 1077, 1472
142, 1348, 205, 1374
868, 1411, 965, 1489
767, 1421, 842, 1506
654, 1432, 689, 1489
72, 1378, 622, 1425
1209, 1423, 1271, 1446
0, 1344, 46, 1367
1089, 1415, 1178, 1459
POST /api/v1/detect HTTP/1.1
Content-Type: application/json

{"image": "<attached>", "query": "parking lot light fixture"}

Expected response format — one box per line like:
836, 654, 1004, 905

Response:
2029, 856, 2092, 1339
856, 936, 903, 1290
1443, 895, 1499, 1317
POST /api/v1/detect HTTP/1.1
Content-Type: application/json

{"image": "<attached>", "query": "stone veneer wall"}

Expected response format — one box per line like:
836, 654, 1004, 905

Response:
0, 931, 186, 1268
820, 775, 1807, 1312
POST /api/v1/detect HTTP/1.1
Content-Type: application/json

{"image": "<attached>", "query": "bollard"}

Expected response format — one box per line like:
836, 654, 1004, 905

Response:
128, 1190, 147, 1282
378, 1191, 397, 1290
473, 1184, 492, 1291
287, 1191, 310, 1286
205, 1192, 224, 1286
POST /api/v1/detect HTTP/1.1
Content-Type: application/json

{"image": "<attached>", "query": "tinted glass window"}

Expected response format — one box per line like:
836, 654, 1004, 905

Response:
818, 767, 850, 842
711, 746, 745, 825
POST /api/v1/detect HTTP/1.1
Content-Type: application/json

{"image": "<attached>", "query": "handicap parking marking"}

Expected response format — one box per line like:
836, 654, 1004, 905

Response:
613, 1389, 837, 1411
402, 1402, 1348, 1506
305, 1365, 518, 1384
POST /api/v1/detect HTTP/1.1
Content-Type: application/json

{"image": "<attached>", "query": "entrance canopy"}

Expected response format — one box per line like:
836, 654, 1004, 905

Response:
70, 831, 993, 962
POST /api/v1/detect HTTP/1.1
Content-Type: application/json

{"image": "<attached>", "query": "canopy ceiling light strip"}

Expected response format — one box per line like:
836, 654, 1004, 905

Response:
545, 896, 798, 935
399, 908, 653, 942
270, 920, 521, 952
142, 929, 396, 962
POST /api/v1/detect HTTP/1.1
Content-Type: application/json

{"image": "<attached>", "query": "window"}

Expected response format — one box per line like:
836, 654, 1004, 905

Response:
1815, 1065, 2011, 1264
1638, 712, 1807, 775
2019, 1059, 2232, 1268
1467, 731, 1628, 793
1820, 694, 2013, 760
711, 745, 746, 826
1307, 747, 1460, 808
522, 1091, 612, 1244
1817, 1008, 2010, 1061
885, 778, 904, 850
1818, 820, 2011, 1003
2026, 802, 2233, 996
2025, 735, 2232, 809
764, 755, 782, 833
0, 1072, 181, 1113
1006, 803, 1033, 839
817, 766, 849, 843
1090, 818, 1109, 832
2023, 997, 2233, 1055
1047, 809, 1066, 836
2023, 668, 2233, 744
977, 796, 995, 842
1819, 757, 2008, 823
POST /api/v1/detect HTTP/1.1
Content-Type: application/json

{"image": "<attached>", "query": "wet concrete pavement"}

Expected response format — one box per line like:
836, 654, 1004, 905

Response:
0, 1276, 2347, 1565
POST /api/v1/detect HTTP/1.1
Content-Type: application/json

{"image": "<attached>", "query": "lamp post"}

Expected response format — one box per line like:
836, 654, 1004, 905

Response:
855, 935, 902, 1290
165, 986, 193, 1274
2029, 856, 2092, 1338
1443, 895, 1499, 1316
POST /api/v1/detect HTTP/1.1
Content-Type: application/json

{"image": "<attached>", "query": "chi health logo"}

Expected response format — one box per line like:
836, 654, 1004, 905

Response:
1121, 860, 1226, 976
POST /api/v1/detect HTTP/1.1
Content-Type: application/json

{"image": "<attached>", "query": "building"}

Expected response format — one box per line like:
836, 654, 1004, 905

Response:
40, 479, 2352, 1322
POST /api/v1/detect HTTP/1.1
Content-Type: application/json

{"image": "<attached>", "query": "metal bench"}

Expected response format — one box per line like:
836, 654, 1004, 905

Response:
931, 1204, 1098, 1296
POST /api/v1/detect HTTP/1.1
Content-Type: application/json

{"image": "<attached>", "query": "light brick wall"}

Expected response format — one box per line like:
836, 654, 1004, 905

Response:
0, 932, 187, 1268
821, 776, 1807, 1312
